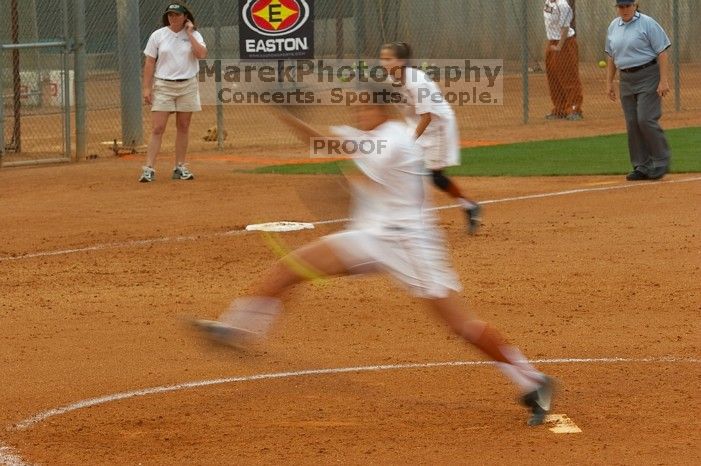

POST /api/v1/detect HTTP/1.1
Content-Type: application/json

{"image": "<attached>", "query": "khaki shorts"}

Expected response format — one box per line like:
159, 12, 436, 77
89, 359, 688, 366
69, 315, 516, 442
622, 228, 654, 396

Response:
152, 77, 201, 112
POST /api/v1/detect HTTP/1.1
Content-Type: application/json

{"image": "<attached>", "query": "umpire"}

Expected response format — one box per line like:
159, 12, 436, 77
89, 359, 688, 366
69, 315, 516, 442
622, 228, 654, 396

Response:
605, 0, 672, 181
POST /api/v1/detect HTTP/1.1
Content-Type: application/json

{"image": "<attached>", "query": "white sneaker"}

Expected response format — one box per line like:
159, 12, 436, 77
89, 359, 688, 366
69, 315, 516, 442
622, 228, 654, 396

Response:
173, 164, 194, 180
139, 166, 155, 182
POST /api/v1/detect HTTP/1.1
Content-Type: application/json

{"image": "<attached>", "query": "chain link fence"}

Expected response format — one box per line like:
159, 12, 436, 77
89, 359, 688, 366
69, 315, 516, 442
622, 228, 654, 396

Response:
1, 0, 699, 165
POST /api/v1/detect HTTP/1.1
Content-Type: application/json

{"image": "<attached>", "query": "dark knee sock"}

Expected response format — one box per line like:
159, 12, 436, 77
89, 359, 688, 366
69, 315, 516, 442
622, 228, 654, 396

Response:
432, 170, 475, 207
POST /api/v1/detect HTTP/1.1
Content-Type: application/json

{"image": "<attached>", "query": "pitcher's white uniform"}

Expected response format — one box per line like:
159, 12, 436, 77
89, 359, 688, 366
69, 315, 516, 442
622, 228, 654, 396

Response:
322, 120, 461, 298
399, 67, 460, 170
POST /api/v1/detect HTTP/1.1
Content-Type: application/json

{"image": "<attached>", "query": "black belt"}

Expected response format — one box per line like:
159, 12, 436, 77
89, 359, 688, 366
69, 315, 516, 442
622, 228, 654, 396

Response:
620, 59, 657, 73
157, 77, 191, 82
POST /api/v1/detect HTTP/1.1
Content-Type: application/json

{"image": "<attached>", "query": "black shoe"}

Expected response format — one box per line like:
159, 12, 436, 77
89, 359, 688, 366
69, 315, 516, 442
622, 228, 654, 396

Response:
647, 166, 668, 180
626, 170, 649, 181
466, 204, 482, 235
521, 376, 555, 426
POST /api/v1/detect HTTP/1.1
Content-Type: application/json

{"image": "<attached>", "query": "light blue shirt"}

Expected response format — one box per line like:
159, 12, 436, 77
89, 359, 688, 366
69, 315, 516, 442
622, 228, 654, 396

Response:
605, 12, 671, 70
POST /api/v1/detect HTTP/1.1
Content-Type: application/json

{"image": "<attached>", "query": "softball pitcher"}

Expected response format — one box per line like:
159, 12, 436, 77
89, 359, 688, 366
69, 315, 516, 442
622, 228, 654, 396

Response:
191, 86, 554, 426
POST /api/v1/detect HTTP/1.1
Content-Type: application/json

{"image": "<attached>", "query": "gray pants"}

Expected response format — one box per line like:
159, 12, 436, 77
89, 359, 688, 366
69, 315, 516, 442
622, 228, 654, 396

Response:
619, 63, 670, 176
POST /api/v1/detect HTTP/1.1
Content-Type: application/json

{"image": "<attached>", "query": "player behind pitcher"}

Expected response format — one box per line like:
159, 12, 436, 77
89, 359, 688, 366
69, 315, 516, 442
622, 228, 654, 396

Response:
380, 42, 482, 234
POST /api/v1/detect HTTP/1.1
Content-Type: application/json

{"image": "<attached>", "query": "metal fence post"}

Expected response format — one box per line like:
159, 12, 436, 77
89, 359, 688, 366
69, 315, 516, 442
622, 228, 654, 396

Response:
62, 0, 71, 160
335, 4, 343, 59
354, 0, 365, 59
214, 0, 224, 150
10, 0, 21, 152
672, 0, 681, 112
117, 0, 143, 148
521, 0, 529, 124
73, 0, 87, 161
0, 70, 4, 161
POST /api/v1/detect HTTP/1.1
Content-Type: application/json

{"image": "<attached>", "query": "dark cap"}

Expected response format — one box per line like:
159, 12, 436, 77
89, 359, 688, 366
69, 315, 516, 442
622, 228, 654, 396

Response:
165, 3, 187, 14
615, 0, 636, 5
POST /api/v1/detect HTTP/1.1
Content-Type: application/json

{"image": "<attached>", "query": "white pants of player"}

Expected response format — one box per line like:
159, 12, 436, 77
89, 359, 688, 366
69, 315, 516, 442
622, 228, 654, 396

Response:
416, 117, 460, 170
322, 227, 461, 299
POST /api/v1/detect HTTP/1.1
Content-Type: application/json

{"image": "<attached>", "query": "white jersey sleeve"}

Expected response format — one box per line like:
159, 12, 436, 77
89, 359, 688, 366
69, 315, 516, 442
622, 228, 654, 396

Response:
192, 30, 206, 48
405, 69, 434, 116
403, 67, 455, 121
403, 67, 455, 128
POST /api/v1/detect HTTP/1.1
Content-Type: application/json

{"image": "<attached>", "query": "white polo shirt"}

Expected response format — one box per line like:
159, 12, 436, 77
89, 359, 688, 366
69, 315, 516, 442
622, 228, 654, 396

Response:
543, 0, 575, 41
144, 26, 206, 80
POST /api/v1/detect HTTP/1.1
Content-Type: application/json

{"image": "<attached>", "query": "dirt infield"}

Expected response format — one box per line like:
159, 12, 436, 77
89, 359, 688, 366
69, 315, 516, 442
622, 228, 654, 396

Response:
0, 159, 699, 464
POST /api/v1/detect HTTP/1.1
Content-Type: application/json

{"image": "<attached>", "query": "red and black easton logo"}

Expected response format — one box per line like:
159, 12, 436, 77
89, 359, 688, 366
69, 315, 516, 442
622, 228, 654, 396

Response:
242, 0, 310, 37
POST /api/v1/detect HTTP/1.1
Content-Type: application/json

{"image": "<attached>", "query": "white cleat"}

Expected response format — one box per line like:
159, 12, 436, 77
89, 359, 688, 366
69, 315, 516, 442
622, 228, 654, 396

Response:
190, 319, 256, 349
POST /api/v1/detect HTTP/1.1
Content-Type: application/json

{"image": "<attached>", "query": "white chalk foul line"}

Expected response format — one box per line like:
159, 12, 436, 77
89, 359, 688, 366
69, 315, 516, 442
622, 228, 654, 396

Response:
435, 175, 701, 210
1, 176, 699, 262
0, 443, 29, 466
0, 230, 248, 263
11, 356, 700, 432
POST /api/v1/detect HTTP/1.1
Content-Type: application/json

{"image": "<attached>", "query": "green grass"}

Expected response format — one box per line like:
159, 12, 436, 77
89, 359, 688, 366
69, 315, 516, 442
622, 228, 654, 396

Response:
251, 160, 346, 175
250, 127, 701, 177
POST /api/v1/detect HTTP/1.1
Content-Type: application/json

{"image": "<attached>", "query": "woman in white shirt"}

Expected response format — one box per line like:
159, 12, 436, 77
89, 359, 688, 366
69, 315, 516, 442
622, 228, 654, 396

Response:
140, 3, 207, 183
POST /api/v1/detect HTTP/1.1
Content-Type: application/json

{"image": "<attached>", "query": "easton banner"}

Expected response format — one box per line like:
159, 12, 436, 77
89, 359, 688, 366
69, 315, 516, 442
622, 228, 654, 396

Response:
239, 0, 315, 60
